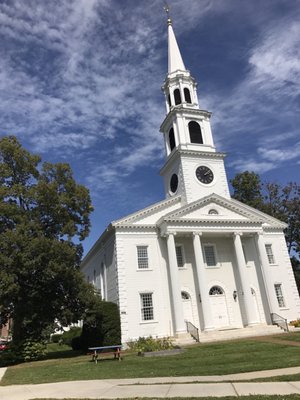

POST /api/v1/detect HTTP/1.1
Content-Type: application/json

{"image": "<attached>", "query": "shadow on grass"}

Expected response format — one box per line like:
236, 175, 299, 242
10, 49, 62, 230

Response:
44, 349, 83, 360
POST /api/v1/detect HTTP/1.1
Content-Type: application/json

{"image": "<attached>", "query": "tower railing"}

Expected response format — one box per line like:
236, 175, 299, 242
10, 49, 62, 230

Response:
185, 320, 200, 342
271, 313, 289, 332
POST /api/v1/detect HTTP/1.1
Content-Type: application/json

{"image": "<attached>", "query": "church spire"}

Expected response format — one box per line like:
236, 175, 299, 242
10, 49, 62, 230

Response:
164, 4, 186, 73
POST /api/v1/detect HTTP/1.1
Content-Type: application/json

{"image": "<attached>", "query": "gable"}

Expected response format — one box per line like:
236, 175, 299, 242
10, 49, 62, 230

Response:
162, 194, 287, 229
182, 201, 248, 221
113, 195, 182, 226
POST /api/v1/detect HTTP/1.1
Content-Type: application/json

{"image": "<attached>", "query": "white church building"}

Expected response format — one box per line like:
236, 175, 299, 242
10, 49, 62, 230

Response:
82, 17, 300, 344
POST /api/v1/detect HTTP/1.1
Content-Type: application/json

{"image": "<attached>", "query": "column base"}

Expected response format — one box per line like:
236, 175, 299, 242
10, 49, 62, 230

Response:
203, 326, 215, 332
246, 321, 261, 327
175, 330, 188, 338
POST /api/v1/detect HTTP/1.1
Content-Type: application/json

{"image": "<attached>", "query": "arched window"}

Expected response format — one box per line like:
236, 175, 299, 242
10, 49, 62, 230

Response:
188, 121, 203, 144
184, 88, 192, 103
208, 209, 218, 215
168, 94, 171, 107
174, 88, 181, 105
181, 291, 190, 300
169, 128, 176, 151
209, 286, 224, 296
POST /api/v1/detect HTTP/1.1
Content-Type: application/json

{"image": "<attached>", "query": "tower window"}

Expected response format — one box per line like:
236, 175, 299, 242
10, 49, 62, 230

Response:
168, 94, 171, 107
169, 128, 176, 151
188, 121, 203, 144
184, 88, 192, 103
174, 88, 181, 105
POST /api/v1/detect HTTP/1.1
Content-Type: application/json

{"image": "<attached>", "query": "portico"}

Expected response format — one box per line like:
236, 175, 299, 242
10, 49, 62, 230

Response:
162, 221, 272, 336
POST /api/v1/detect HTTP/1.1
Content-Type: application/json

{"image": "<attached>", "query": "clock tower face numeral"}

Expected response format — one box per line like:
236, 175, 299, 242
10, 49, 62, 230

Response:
170, 173, 178, 193
195, 166, 214, 184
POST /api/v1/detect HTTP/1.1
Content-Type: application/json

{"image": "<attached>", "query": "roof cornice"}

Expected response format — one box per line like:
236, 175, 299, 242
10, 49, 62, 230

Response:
160, 149, 226, 175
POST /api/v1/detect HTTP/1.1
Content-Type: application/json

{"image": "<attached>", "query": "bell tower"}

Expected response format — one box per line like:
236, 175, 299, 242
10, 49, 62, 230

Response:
160, 13, 230, 204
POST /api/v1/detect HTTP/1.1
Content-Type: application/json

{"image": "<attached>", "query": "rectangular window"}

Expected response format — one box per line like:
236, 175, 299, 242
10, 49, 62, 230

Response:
176, 245, 184, 268
265, 244, 275, 264
140, 293, 154, 321
274, 284, 285, 308
137, 246, 149, 269
204, 244, 217, 267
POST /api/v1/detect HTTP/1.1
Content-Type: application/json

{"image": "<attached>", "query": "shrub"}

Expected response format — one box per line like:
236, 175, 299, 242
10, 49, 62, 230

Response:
0, 340, 46, 365
61, 327, 82, 346
127, 336, 174, 353
290, 319, 300, 327
79, 301, 121, 350
71, 335, 82, 351
51, 333, 63, 343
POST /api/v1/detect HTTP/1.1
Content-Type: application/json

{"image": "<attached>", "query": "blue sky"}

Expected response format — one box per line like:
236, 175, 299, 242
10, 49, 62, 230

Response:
0, 0, 299, 253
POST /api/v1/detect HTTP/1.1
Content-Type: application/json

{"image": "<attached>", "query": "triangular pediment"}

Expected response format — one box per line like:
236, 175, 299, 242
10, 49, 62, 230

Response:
112, 195, 182, 226
161, 194, 287, 228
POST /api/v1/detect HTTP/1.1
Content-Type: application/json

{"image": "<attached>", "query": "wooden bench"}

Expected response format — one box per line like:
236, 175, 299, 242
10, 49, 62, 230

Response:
88, 345, 122, 364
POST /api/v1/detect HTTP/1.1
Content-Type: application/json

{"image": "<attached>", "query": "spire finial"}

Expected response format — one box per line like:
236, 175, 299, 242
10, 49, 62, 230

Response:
163, 2, 172, 26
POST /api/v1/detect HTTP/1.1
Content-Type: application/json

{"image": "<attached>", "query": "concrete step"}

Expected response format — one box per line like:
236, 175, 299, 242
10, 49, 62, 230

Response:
172, 324, 292, 346
199, 324, 284, 343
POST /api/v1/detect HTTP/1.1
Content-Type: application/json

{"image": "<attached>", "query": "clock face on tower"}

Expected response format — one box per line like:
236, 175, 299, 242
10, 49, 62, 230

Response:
195, 166, 214, 184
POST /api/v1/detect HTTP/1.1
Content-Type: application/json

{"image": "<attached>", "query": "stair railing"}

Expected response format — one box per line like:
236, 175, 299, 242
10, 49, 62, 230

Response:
185, 320, 200, 342
271, 313, 289, 332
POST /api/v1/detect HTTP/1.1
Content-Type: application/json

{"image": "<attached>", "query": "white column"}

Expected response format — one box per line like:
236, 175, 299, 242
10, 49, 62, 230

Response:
192, 232, 214, 331
255, 232, 278, 311
233, 233, 258, 325
166, 233, 186, 334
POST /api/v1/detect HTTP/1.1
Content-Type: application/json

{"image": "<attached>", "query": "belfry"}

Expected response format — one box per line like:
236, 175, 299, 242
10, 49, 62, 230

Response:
82, 13, 300, 344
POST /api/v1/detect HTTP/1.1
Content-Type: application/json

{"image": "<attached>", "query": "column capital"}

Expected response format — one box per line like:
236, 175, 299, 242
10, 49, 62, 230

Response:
192, 231, 202, 237
233, 232, 242, 237
165, 231, 177, 238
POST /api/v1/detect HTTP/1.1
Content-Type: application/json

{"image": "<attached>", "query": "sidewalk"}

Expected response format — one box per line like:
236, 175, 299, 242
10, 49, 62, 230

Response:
0, 367, 300, 399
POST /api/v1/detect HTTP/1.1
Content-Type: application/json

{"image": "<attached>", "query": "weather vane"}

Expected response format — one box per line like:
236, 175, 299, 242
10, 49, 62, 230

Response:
163, 1, 172, 25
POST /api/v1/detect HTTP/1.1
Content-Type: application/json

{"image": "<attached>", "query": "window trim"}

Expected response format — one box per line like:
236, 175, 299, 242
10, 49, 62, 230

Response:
140, 292, 155, 322
176, 244, 185, 269
274, 283, 287, 309
265, 243, 276, 265
137, 245, 149, 270
203, 243, 219, 268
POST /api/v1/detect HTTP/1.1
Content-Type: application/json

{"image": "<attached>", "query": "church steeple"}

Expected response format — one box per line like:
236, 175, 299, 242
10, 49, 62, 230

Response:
160, 14, 230, 203
167, 18, 186, 74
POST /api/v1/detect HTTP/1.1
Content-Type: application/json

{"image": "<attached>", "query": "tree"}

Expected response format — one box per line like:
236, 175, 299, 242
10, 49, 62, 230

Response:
230, 171, 264, 210
230, 171, 300, 292
0, 136, 95, 345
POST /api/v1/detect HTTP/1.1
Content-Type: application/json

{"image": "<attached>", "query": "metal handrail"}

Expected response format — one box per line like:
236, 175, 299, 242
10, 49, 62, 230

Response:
271, 313, 289, 332
186, 320, 200, 342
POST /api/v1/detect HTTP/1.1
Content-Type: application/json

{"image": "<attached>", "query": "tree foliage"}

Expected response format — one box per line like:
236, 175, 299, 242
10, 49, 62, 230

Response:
0, 136, 96, 345
231, 171, 300, 293
76, 298, 121, 350
231, 171, 300, 256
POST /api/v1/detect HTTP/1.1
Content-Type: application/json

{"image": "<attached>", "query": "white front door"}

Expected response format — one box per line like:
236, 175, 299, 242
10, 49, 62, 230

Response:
209, 286, 230, 329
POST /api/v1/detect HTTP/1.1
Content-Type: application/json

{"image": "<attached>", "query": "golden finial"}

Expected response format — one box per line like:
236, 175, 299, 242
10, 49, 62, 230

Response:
163, 2, 172, 26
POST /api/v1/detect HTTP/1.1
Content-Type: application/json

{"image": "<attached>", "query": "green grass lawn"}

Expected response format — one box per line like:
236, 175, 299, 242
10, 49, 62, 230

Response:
272, 332, 300, 342
2, 334, 300, 386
